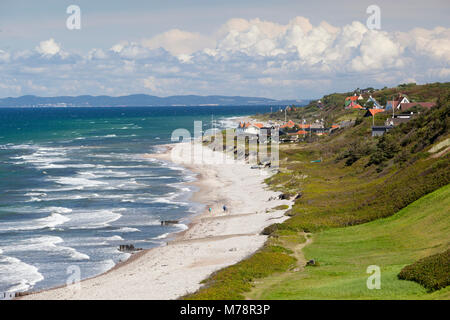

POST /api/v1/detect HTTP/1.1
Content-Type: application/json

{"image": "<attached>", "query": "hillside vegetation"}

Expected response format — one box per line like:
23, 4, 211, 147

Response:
185, 83, 450, 300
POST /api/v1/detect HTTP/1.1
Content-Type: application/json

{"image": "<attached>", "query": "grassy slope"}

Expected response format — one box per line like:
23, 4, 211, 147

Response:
248, 184, 450, 300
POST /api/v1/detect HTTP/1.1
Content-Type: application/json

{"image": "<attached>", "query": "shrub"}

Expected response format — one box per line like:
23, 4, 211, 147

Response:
398, 249, 450, 292
261, 223, 280, 235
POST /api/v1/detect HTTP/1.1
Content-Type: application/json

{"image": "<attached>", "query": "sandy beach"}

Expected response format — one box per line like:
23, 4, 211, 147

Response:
22, 142, 292, 300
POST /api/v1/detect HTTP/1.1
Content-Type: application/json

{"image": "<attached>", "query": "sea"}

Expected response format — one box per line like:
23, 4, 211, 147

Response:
0, 105, 273, 293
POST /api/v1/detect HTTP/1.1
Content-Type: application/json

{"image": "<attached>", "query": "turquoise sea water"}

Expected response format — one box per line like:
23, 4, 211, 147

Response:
0, 105, 272, 292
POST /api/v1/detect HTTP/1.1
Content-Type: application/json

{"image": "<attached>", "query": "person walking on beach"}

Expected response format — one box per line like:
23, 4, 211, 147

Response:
223, 205, 227, 213
209, 207, 212, 214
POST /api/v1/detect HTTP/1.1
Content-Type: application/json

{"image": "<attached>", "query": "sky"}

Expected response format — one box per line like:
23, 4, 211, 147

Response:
0, 0, 449, 99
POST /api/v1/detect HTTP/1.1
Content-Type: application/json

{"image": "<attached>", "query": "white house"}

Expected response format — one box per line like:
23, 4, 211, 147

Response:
237, 122, 263, 135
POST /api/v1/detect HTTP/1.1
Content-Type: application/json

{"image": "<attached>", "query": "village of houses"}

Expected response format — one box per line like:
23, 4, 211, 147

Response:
236, 91, 437, 142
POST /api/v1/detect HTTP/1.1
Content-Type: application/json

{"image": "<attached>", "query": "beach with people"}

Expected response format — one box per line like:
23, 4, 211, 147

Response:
21, 141, 292, 299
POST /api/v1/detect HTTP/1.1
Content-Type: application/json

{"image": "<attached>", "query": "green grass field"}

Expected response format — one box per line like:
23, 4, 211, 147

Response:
247, 184, 450, 300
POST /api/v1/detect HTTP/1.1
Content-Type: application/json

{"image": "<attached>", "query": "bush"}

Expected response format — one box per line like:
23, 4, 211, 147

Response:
398, 249, 450, 292
261, 223, 280, 235
367, 134, 400, 166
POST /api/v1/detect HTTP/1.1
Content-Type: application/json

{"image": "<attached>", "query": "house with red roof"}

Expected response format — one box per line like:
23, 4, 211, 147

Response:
280, 120, 296, 129
398, 102, 436, 112
364, 108, 385, 117
345, 95, 359, 108
237, 122, 264, 135
351, 103, 364, 109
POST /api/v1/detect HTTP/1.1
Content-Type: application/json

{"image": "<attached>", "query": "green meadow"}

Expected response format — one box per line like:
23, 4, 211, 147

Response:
248, 184, 450, 300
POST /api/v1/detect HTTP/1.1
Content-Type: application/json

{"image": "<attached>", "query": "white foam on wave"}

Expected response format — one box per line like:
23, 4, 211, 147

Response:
48, 207, 73, 214
10, 150, 68, 168
0, 255, 44, 292
5, 144, 36, 150
0, 236, 89, 261
26, 197, 43, 202
0, 212, 70, 232
8, 145, 99, 170
105, 235, 124, 241
66, 209, 123, 230
30, 186, 85, 192
51, 177, 107, 188
174, 223, 188, 231
171, 183, 192, 193
148, 194, 189, 206
25, 192, 47, 197
97, 259, 118, 274
92, 169, 129, 177
95, 165, 149, 169
105, 227, 140, 233
148, 175, 175, 179
41, 194, 86, 201
134, 219, 161, 227
153, 232, 170, 240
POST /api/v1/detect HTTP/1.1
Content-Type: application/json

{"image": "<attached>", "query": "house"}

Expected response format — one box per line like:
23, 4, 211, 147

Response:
287, 129, 308, 135
364, 108, 385, 117
286, 130, 308, 142
372, 125, 393, 137
280, 135, 298, 143
237, 122, 261, 135
345, 95, 359, 108
385, 115, 411, 127
237, 121, 251, 132
385, 94, 410, 110
398, 102, 436, 112
309, 123, 326, 135
329, 124, 340, 134
280, 120, 296, 129
367, 95, 383, 109
297, 124, 310, 129
351, 103, 364, 109
317, 100, 325, 108
285, 106, 297, 112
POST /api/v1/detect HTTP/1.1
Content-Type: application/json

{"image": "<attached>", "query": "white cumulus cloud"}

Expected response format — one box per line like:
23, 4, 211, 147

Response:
0, 16, 449, 99
36, 38, 61, 56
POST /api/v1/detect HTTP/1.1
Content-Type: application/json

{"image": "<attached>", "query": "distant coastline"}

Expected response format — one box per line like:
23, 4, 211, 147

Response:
0, 94, 308, 108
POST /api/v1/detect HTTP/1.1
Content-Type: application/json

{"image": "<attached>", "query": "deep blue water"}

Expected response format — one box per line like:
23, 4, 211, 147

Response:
0, 105, 272, 292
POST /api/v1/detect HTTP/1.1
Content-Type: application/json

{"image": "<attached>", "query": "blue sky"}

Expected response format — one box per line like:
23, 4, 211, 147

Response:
0, 0, 449, 99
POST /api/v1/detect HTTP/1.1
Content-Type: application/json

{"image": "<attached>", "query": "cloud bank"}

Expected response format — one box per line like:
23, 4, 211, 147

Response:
0, 16, 449, 99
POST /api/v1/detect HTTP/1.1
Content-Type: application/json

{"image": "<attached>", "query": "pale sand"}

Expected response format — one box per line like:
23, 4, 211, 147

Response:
22, 142, 292, 300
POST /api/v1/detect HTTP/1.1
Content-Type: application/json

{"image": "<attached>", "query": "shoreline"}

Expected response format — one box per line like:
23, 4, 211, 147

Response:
21, 141, 292, 300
